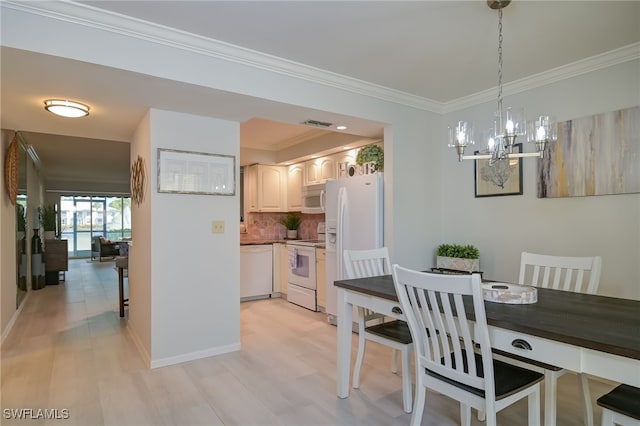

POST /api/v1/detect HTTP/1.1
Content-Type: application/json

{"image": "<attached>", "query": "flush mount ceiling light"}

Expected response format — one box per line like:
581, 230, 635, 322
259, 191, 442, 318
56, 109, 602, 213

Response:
448, 0, 556, 163
44, 99, 90, 118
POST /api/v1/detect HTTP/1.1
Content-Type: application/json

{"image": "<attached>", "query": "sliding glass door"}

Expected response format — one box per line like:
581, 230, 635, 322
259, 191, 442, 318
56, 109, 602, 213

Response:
60, 195, 131, 257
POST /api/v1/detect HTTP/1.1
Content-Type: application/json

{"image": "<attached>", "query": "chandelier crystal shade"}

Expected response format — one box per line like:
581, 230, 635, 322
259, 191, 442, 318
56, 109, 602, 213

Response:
448, 1, 556, 163
44, 99, 90, 118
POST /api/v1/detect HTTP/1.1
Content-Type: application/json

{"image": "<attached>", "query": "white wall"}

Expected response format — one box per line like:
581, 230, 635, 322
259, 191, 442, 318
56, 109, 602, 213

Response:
441, 60, 640, 300
150, 110, 241, 366
128, 111, 152, 363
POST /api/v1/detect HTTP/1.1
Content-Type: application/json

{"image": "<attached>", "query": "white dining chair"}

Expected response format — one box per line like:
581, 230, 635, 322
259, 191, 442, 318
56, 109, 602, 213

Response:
392, 265, 543, 426
494, 251, 603, 426
343, 247, 414, 413
597, 384, 640, 426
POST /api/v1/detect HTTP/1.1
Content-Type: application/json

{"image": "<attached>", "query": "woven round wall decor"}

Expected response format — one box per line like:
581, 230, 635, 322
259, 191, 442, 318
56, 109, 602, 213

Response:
130, 155, 146, 206
4, 135, 18, 205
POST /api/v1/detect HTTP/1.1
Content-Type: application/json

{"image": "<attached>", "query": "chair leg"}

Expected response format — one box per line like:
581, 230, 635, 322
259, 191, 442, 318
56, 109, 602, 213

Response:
460, 404, 471, 426
601, 408, 613, 426
577, 373, 594, 426
401, 347, 412, 413
391, 348, 399, 374
409, 381, 426, 426
528, 383, 541, 426
477, 409, 486, 421
352, 308, 366, 389
544, 370, 558, 426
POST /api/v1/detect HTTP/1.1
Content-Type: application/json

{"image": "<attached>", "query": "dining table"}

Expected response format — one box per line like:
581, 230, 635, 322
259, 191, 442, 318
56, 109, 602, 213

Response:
334, 274, 640, 424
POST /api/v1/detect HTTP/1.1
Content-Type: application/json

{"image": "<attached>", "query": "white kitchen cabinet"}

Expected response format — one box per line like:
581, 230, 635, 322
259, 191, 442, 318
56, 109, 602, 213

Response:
304, 157, 336, 186
316, 247, 326, 310
240, 245, 273, 299
244, 164, 257, 213
287, 164, 304, 212
245, 164, 288, 212
279, 243, 289, 295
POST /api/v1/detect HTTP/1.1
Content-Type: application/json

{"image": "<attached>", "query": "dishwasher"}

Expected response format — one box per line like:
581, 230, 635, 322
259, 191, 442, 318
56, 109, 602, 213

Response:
240, 245, 273, 300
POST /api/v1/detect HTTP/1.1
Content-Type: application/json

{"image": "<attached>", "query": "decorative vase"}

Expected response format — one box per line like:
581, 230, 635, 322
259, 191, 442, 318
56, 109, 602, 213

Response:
287, 230, 298, 239
31, 229, 46, 290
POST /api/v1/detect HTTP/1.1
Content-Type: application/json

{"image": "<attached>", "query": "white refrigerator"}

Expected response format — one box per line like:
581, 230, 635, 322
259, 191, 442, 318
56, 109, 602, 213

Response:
324, 173, 383, 323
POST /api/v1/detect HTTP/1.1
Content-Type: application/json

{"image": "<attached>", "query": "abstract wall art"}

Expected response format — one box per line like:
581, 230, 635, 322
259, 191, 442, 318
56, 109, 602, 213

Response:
538, 106, 640, 198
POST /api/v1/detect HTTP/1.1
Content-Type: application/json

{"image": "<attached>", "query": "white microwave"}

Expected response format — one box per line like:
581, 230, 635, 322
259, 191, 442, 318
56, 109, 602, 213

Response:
301, 183, 325, 214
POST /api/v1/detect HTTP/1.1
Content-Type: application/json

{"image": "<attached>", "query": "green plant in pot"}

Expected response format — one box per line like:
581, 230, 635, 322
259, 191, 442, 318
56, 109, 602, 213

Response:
39, 204, 57, 239
436, 243, 480, 272
356, 144, 384, 172
279, 212, 302, 239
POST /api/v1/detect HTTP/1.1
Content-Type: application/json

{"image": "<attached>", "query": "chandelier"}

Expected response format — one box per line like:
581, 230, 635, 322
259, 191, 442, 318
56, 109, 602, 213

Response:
448, 0, 556, 163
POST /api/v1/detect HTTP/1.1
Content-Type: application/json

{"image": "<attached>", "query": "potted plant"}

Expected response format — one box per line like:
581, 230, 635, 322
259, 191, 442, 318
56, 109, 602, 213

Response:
356, 144, 384, 172
279, 212, 302, 239
39, 204, 57, 239
436, 243, 480, 272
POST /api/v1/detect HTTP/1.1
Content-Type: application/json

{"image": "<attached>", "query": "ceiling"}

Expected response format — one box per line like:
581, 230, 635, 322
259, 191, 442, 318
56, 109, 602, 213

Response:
2, 1, 639, 192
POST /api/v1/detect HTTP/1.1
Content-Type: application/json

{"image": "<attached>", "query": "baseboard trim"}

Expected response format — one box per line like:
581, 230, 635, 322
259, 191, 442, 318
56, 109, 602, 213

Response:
126, 322, 152, 368
149, 342, 241, 369
1, 291, 30, 346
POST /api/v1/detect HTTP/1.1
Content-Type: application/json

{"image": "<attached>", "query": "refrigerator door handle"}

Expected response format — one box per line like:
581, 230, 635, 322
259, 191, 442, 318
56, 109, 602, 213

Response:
336, 187, 347, 280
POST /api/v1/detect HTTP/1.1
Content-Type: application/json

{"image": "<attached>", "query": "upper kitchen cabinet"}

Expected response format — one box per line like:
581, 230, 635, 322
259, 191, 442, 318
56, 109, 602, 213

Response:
244, 164, 288, 212
287, 164, 304, 212
304, 157, 336, 186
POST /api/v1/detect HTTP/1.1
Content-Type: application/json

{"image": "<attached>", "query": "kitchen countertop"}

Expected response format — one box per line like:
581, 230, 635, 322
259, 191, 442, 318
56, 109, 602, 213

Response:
240, 239, 325, 248
240, 239, 285, 246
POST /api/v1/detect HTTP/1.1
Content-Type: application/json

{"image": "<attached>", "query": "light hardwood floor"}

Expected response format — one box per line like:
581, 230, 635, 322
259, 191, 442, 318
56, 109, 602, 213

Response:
1, 259, 613, 425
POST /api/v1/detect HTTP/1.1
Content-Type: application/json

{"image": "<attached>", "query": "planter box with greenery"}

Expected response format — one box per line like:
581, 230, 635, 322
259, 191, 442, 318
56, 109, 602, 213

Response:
436, 243, 480, 272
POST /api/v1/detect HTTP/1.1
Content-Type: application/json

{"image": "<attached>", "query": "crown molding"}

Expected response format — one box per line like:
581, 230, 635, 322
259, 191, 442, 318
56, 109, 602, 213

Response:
443, 42, 640, 114
2, 0, 443, 113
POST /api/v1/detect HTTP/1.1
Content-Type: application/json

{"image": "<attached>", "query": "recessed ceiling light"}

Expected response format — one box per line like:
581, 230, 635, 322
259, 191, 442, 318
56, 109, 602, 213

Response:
44, 99, 90, 118
343, 146, 351, 150
336, 125, 347, 130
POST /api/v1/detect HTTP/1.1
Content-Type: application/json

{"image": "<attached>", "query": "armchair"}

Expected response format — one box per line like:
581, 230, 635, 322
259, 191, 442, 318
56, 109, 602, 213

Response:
91, 236, 119, 261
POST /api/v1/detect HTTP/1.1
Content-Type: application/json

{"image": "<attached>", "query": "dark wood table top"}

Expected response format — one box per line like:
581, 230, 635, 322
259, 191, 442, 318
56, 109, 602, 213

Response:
335, 275, 640, 361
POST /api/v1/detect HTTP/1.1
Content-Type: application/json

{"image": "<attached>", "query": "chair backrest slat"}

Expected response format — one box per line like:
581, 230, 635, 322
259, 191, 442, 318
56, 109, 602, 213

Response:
518, 252, 602, 295
344, 247, 392, 320
393, 267, 489, 399
343, 247, 391, 279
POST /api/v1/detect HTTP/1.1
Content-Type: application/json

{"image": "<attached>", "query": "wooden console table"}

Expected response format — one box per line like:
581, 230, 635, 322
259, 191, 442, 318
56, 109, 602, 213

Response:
43, 239, 68, 284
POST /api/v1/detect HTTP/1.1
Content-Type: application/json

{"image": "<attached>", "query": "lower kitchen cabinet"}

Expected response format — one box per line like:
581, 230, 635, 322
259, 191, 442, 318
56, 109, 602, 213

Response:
316, 247, 326, 310
272, 243, 289, 295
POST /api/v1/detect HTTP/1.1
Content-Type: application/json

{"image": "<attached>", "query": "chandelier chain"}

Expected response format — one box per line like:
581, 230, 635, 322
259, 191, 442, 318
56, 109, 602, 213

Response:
497, 3, 504, 127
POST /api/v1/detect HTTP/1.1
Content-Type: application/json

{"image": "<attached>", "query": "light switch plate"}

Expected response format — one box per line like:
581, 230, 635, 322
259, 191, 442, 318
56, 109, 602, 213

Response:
212, 220, 225, 233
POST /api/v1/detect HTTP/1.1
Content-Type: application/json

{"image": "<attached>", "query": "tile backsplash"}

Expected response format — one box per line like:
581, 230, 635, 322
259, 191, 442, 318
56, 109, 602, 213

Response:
243, 212, 325, 240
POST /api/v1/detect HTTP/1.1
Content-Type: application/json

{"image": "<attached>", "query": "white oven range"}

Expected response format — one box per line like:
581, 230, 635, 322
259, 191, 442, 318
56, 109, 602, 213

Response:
286, 224, 325, 311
